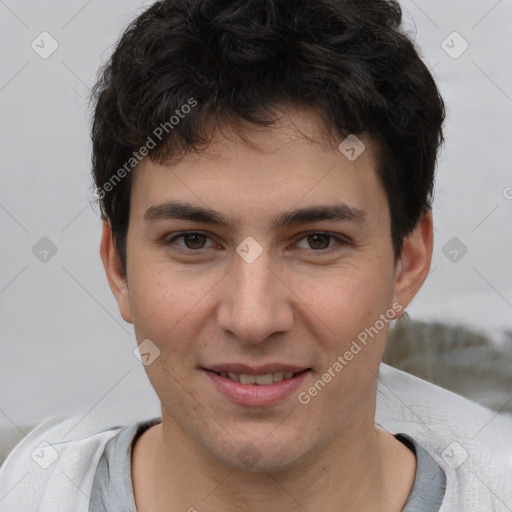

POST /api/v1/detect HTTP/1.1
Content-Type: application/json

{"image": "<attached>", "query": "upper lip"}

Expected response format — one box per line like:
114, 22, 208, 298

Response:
203, 363, 310, 375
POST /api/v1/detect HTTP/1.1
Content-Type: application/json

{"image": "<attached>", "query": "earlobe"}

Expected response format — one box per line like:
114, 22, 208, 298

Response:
99, 221, 134, 324
392, 210, 433, 314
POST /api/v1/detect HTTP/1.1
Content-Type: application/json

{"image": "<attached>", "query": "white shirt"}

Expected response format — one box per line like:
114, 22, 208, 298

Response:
0, 364, 510, 511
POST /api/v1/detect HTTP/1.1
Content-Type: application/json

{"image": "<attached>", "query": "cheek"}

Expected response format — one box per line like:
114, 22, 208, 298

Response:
128, 268, 206, 398
296, 267, 394, 420
128, 261, 222, 360
299, 261, 394, 343
128, 265, 191, 343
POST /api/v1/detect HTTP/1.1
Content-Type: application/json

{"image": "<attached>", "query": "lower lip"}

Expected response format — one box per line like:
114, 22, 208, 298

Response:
203, 369, 311, 407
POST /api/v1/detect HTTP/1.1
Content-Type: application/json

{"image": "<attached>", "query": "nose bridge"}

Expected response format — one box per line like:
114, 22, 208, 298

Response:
216, 245, 293, 344
235, 252, 275, 307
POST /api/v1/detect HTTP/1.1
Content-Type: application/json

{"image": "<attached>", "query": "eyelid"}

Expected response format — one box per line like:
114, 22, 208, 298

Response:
292, 231, 352, 251
166, 230, 351, 252
167, 231, 217, 250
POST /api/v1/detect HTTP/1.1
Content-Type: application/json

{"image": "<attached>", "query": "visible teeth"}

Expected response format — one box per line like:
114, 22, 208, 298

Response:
217, 370, 299, 385
228, 372, 240, 382
239, 374, 256, 384
255, 373, 274, 385
272, 372, 284, 382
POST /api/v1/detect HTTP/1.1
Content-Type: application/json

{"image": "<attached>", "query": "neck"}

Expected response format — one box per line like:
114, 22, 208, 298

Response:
132, 411, 416, 512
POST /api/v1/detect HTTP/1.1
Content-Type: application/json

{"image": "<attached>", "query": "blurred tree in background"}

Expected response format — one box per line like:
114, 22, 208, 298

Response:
384, 315, 512, 413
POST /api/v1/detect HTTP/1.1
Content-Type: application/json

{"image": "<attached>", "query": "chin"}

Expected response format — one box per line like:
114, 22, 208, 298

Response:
208, 429, 311, 473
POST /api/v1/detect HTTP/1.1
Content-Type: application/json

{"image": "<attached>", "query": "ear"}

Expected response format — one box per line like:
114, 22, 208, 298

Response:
392, 209, 433, 315
99, 221, 133, 324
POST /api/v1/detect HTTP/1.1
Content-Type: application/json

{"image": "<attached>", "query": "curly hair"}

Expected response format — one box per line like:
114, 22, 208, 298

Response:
90, 0, 446, 276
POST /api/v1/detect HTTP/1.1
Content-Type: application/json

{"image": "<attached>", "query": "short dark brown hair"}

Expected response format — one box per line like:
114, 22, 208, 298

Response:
90, 0, 446, 276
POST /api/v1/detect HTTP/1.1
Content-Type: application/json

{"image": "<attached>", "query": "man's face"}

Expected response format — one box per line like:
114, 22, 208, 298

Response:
112, 109, 409, 471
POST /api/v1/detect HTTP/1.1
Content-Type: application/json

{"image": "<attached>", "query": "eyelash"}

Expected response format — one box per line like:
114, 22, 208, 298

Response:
165, 231, 351, 254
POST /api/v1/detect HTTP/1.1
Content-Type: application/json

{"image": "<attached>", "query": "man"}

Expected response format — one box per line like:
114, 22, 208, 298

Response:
0, 0, 510, 511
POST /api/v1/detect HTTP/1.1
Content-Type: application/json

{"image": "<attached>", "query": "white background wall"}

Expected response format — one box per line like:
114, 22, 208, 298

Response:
1, 0, 511, 432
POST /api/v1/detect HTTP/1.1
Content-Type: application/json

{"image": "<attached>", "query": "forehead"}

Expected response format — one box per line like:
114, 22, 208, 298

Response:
129, 107, 386, 226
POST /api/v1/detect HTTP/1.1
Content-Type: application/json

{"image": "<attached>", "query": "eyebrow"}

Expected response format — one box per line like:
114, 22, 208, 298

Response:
144, 200, 368, 228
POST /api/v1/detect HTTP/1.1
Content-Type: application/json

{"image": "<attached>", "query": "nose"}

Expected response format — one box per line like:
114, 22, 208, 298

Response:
215, 246, 294, 346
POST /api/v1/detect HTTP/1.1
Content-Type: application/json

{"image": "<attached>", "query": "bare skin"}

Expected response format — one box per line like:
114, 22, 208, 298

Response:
101, 107, 432, 511
131, 421, 416, 511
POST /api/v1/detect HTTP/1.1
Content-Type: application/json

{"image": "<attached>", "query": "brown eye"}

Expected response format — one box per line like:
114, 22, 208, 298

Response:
167, 232, 214, 251
182, 233, 208, 249
294, 232, 350, 253
307, 234, 332, 250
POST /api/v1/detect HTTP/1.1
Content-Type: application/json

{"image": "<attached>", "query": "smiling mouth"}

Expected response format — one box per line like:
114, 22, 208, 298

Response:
206, 369, 310, 385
